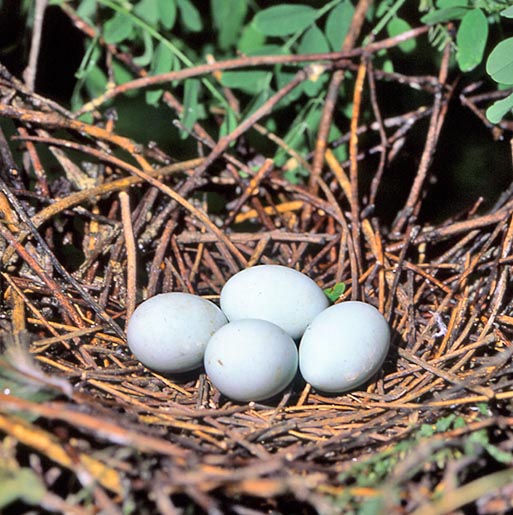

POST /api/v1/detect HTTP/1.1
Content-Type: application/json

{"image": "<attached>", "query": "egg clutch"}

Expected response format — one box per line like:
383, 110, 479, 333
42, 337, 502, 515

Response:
126, 265, 391, 402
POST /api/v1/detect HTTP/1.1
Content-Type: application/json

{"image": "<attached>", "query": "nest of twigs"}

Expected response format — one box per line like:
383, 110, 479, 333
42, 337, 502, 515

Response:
2, 11, 513, 515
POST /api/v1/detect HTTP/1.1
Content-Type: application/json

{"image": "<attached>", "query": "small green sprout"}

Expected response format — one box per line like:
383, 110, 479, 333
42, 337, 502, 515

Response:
324, 282, 346, 302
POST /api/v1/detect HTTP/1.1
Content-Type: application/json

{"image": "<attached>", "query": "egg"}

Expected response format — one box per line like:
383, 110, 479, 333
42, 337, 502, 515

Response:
220, 265, 330, 340
299, 301, 390, 393
126, 293, 227, 373
204, 319, 298, 402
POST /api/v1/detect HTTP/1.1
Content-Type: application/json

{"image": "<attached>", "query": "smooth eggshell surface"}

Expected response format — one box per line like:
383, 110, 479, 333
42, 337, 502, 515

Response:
204, 319, 298, 402
299, 301, 390, 393
220, 265, 330, 340
126, 293, 227, 373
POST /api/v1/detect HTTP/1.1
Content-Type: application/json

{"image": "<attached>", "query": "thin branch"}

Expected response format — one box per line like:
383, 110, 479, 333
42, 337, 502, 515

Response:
23, 0, 48, 90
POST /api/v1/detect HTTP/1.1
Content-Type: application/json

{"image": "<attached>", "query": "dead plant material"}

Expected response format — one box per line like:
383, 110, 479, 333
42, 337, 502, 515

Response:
1, 11, 513, 515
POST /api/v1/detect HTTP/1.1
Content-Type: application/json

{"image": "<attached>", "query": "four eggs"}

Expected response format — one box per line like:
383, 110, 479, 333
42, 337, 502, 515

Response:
126, 265, 391, 402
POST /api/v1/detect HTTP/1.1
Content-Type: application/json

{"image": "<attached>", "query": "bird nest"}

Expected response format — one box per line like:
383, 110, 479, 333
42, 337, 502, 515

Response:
1, 34, 513, 515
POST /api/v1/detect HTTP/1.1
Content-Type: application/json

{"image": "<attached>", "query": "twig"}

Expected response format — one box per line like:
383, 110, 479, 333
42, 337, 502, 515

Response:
193, 70, 308, 177
119, 191, 137, 319
309, 0, 373, 195
392, 42, 452, 233
22, 0, 48, 90
72, 26, 429, 116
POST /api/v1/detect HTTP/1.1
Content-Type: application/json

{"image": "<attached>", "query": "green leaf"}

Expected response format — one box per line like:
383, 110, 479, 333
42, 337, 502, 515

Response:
146, 42, 173, 105
325, 0, 354, 51
133, 29, 154, 66
150, 41, 173, 76
75, 38, 101, 80
486, 92, 513, 123
303, 70, 327, 97
421, 6, 469, 24
332, 141, 347, 163
468, 428, 488, 446
103, 11, 134, 44
221, 70, 271, 94
419, 424, 435, 437
275, 68, 304, 105
435, 414, 456, 432
477, 402, 490, 416
387, 17, 416, 53
436, 0, 468, 7
238, 24, 266, 53
487, 37, 513, 84
453, 416, 466, 429
283, 165, 309, 184
0, 468, 46, 509
456, 9, 488, 72
357, 496, 386, 515
211, 0, 248, 50
275, 119, 308, 167
324, 282, 346, 302
252, 4, 317, 37
298, 24, 329, 96
177, 0, 202, 31
242, 88, 273, 119
158, 0, 177, 29
134, 0, 160, 26
502, 6, 513, 18
248, 44, 288, 57
180, 79, 201, 138
75, 0, 97, 23
376, 0, 393, 18
299, 23, 329, 55
84, 65, 107, 99
113, 61, 134, 85
486, 444, 513, 464
219, 109, 238, 140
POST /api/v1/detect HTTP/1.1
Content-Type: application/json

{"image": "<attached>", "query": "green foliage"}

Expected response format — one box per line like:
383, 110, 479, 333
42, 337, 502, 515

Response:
37, 0, 513, 180
0, 468, 46, 509
334, 408, 513, 512
486, 38, 513, 84
177, 0, 203, 32
421, 6, 469, 24
502, 5, 513, 17
387, 16, 416, 53
486, 92, 513, 124
0, 332, 69, 421
146, 42, 174, 105
419, 1, 513, 122
456, 8, 488, 71
211, 0, 248, 50
485, 6, 513, 122
324, 282, 346, 302
158, 0, 177, 30
180, 79, 202, 138
103, 11, 134, 44
252, 4, 317, 37
325, 0, 354, 51
221, 70, 271, 95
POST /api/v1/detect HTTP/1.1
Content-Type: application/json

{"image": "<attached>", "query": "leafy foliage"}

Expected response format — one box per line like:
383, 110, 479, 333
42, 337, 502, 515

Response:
0, 468, 46, 509
420, 1, 513, 122
335, 408, 513, 512
38, 0, 512, 172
